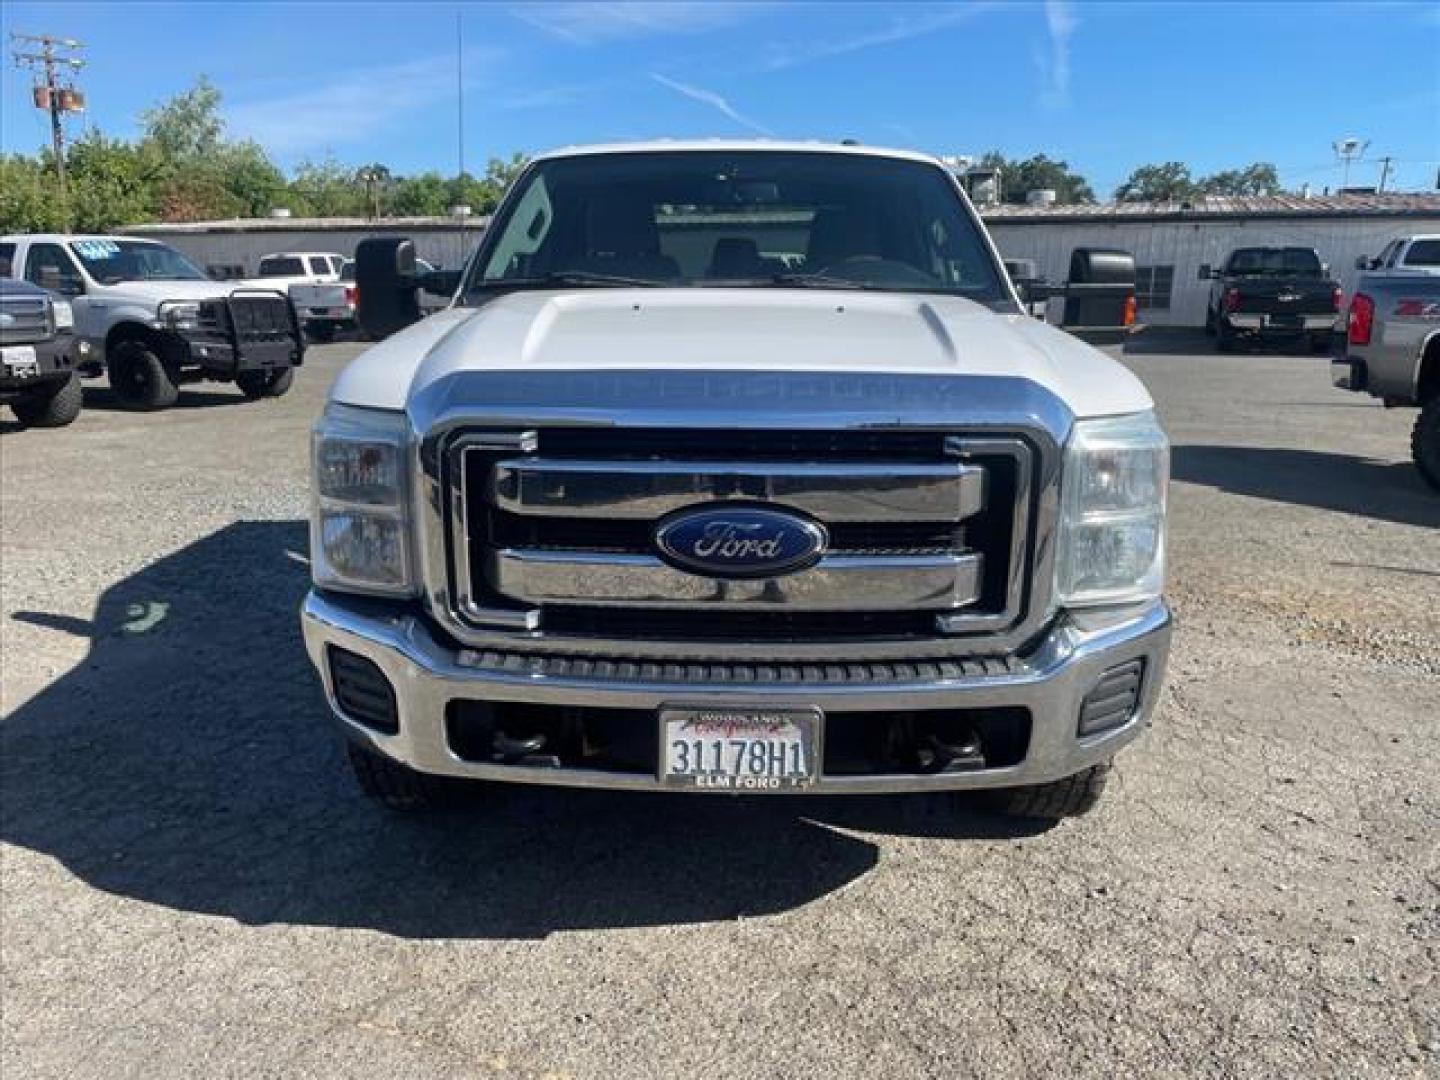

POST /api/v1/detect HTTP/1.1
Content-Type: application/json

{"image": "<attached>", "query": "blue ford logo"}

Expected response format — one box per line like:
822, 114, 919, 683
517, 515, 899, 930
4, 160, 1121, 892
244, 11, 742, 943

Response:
655, 506, 828, 579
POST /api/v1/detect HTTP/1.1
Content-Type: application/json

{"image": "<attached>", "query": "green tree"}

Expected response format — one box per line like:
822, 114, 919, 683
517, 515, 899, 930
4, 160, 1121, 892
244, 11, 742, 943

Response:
1197, 162, 1282, 197
389, 171, 449, 216
140, 76, 224, 160
977, 152, 1094, 205
1114, 161, 1198, 202
0, 154, 66, 233
65, 131, 161, 231
287, 158, 366, 217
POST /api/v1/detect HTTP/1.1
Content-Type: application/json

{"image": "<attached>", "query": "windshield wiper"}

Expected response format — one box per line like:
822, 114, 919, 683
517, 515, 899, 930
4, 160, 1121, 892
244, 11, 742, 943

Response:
485, 270, 667, 290
766, 272, 880, 291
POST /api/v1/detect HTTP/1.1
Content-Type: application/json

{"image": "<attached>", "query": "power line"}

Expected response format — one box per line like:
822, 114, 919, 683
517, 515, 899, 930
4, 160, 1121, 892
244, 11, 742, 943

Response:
10, 31, 86, 213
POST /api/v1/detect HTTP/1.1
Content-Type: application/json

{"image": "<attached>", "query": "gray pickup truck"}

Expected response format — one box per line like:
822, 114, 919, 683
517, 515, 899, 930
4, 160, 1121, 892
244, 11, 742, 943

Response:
1, 277, 81, 428
1332, 272, 1440, 488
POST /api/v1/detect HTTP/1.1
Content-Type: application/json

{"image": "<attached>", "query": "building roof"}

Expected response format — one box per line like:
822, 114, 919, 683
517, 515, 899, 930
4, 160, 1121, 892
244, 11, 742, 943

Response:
981, 192, 1440, 224
122, 215, 490, 235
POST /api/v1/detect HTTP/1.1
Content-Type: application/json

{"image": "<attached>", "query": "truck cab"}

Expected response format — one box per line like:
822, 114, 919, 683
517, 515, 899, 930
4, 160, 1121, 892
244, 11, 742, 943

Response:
1203, 246, 1341, 352
303, 142, 1170, 821
0, 234, 305, 410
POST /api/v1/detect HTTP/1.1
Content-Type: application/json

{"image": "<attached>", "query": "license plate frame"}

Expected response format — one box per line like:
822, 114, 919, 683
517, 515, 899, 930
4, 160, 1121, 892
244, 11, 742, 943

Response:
1268, 313, 1303, 329
658, 706, 822, 790
1, 345, 40, 377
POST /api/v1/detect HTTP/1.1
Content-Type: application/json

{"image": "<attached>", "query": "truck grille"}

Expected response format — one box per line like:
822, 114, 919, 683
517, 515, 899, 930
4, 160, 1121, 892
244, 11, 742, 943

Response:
442, 426, 1036, 650
0, 296, 52, 345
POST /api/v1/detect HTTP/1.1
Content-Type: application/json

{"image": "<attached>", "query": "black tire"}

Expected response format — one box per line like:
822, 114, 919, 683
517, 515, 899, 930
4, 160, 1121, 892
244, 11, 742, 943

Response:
346, 743, 447, 811
306, 322, 335, 344
1215, 320, 1238, 353
235, 367, 295, 400
10, 372, 82, 428
1203, 307, 1216, 337
985, 761, 1112, 821
1413, 396, 1440, 492
1309, 333, 1332, 354
108, 339, 179, 411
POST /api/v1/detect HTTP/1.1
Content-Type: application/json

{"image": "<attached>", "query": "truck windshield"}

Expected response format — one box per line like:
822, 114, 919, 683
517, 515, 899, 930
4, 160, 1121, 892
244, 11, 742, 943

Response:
1226, 248, 1323, 276
68, 240, 208, 284
465, 151, 1006, 302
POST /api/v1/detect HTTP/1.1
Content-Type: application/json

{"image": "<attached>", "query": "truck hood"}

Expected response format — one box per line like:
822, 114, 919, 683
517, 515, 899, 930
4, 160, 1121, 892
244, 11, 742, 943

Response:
329, 289, 1154, 420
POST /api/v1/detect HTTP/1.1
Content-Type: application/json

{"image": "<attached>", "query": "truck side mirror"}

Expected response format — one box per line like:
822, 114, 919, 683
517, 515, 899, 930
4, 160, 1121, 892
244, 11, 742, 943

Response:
1354, 255, 1370, 270
419, 269, 462, 299
1060, 247, 1137, 344
1198, 264, 1212, 280
355, 238, 421, 339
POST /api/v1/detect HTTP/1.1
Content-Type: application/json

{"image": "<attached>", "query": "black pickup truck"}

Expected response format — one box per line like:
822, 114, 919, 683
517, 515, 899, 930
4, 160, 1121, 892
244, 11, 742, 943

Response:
1202, 246, 1341, 353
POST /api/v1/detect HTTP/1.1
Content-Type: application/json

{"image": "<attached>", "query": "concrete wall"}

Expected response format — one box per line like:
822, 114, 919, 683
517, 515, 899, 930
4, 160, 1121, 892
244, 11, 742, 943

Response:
987, 216, 1440, 327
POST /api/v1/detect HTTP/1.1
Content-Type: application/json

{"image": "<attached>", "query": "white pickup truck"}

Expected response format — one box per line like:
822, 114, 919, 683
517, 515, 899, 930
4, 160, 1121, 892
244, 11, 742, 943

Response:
0, 234, 304, 408
302, 141, 1170, 822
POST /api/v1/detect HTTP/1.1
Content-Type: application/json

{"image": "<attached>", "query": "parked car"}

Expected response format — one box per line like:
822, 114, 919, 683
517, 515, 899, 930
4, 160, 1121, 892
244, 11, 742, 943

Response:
1332, 270, 1440, 489
0, 235, 305, 409
1357, 235, 1440, 277
0, 276, 81, 428
247, 251, 346, 290
304, 141, 1170, 822
291, 260, 357, 343
1202, 246, 1341, 352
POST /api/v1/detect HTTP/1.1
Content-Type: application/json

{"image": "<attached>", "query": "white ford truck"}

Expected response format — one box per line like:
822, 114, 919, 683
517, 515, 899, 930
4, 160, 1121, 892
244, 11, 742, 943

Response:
0, 234, 304, 409
302, 142, 1171, 820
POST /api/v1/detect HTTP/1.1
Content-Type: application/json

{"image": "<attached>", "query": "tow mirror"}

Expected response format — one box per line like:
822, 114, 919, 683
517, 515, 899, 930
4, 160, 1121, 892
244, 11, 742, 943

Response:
355, 238, 421, 339
419, 268, 462, 299
1198, 264, 1212, 280
1059, 247, 1137, 344
1354, 255, 1370, 270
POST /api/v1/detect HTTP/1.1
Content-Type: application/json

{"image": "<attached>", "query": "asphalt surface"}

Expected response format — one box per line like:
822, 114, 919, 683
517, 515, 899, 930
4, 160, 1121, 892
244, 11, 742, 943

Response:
3, 332, 1437, 1079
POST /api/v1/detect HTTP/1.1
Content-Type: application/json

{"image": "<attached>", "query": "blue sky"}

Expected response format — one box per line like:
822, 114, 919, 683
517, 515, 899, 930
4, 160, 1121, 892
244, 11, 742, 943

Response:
2, 1, 1437, 197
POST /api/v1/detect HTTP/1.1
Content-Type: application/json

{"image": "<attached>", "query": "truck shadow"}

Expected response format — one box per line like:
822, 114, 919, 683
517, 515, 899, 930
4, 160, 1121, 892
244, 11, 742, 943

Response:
1171, 445, 1440, 528
81, 385, 247, 411
1, 521, 1042, 940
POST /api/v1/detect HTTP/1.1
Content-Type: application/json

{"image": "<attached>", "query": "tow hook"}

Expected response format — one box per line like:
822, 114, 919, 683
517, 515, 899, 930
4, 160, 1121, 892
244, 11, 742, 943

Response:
492, 730, 560, 768
918, 731, 985, 773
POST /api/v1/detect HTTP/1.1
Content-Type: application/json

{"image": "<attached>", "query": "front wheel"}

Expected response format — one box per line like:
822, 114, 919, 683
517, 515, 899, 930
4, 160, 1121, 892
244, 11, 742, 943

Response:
10, 372, 82, 428
235, 367, 294, 400
108, 339, 179, 411
1413, 397, 1440, 491
984, 761, 1112, 821
346, 743, 480, 811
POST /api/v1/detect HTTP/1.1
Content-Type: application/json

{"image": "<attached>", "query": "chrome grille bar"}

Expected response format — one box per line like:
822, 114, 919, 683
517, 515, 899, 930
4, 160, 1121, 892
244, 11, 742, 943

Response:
486, 549, 984, 611
489, 458, 985, 522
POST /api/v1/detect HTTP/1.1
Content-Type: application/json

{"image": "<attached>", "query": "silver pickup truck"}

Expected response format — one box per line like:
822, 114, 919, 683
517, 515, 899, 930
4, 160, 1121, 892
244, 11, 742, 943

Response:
1332, 272, 1440, 489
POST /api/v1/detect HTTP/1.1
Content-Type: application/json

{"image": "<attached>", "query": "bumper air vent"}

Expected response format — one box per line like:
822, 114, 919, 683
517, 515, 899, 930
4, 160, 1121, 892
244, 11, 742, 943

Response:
328, 646, 399, 734
1077, 659, 1145, 737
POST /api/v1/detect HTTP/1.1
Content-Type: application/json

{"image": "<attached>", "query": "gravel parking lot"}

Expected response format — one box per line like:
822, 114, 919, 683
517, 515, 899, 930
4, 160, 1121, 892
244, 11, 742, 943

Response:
3, 334, 1437, 1078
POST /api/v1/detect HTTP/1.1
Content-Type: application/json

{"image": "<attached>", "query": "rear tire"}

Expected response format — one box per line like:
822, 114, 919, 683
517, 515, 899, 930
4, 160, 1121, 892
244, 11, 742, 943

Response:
235, 367, 294, 400
985, 761, 1112, 821
346, 743, 449, 811
1413, 396, 1440, 492
10, 372, 82, 428
1309, 333, 1332, 354
1215, 319, 1238, 353
306, 322, 335, 344
108, 339, 179, 411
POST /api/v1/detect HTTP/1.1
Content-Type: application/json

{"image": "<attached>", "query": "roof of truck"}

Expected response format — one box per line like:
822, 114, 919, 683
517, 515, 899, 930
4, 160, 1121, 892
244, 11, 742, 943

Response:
0, 233, 170, 244
532, 139, 943, 165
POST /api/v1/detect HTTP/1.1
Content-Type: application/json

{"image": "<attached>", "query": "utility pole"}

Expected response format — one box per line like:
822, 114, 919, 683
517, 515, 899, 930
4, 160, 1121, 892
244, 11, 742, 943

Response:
1376, 156, 1393, 194
11, 32, 86, 204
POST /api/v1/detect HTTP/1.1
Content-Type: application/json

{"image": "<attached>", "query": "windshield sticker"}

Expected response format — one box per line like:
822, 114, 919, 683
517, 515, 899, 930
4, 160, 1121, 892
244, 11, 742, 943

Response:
73, 239, 120, 259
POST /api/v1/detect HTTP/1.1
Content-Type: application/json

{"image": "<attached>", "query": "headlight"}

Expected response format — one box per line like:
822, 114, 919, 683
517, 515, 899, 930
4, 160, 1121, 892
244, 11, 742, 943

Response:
51, 299, 74, 330
311, 403, 414, 596
1054, 411, 1168, 607
161, 301, 201, 330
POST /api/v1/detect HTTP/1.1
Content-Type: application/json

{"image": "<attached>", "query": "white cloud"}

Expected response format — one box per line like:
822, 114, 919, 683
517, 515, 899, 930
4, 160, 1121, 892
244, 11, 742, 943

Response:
757, 3, 995, 72
649, 73, 773, 135
225, 56, 486, 158
514, 2, 767, 44
1038, 0, 1077, 109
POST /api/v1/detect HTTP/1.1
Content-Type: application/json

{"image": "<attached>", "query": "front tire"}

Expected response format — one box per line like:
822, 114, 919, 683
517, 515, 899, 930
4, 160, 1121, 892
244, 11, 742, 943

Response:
108, 339, 179, 411
346, 743, 451, 811
1413, 396, 1440, 492
10, 372, 82, 428
235, 367, 294, 400
985, 761, 1112, 821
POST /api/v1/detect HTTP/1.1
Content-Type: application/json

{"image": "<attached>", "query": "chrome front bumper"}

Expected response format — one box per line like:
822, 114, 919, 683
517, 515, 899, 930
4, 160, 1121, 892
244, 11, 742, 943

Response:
301, 591, 1172, 794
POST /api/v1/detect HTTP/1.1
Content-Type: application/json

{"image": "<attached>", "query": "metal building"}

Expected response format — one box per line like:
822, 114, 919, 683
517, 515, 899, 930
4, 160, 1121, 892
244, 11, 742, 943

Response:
121, 216, 489, 279
983, 193, 1440, 327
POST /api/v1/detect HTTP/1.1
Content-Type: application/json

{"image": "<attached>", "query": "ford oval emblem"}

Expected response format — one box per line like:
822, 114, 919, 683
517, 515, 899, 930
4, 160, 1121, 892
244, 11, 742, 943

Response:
655, 505, 829, 579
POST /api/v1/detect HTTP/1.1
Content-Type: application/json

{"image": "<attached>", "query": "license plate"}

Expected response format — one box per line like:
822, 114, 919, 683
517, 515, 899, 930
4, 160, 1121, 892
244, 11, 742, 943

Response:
1268, 314, 1302, 328
659, 707, 820, 790
1, 345, 39, 377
